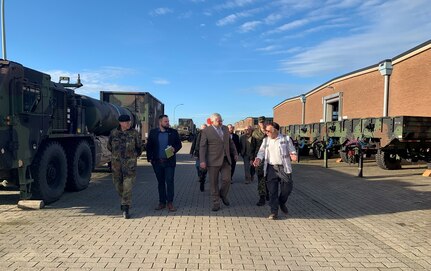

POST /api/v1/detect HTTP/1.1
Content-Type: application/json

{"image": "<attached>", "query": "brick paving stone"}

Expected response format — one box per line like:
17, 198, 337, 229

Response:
1, 142, 430, 270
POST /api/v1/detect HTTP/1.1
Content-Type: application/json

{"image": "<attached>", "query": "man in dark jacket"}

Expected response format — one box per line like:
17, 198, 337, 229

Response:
146, 115, 182, 212
227, 124, 241, 182
190, 124, 208, 191
250, 116, 269, 206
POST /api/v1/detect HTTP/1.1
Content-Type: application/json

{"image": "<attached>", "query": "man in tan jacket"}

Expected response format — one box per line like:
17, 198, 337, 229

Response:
200, 113, 238, 211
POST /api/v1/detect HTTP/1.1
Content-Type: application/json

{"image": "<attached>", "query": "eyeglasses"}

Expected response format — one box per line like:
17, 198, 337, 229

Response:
265, 130, 272, 133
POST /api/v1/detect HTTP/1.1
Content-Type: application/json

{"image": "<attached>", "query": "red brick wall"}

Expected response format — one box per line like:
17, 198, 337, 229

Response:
274, 44, 431, 125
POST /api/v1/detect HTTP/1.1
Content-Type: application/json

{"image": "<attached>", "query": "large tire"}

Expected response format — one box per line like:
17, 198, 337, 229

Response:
31, 142, 67, 203
66, 141, 93, 191
375, 149, 401, 170
340, 151, 348, 163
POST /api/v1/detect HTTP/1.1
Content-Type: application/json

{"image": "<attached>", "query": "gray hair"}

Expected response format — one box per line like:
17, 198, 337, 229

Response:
210, 113, 222, 123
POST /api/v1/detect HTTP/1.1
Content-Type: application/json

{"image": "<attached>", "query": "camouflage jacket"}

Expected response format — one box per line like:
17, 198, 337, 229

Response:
107, 127, 142, 161
250, 128, 266, 160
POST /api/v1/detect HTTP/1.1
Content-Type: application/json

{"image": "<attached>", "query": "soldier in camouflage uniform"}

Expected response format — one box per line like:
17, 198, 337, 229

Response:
107, 114, 142, 219
250, 116, 268, 206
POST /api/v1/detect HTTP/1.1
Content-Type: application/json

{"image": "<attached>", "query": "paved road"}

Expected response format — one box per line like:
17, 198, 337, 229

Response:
1, 142, 430, 271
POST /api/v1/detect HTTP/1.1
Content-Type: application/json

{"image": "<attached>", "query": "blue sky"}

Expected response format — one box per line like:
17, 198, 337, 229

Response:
5, 0, 431, 126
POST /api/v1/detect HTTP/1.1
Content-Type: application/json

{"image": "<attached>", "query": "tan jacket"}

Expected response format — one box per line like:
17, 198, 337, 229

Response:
199, 125, 238, 167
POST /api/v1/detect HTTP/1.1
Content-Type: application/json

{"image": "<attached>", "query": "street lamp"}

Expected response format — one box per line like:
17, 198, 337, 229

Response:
173, 103, 184, 127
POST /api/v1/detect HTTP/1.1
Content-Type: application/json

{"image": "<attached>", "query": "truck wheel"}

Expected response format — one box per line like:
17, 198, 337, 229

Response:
375, 150, 401, 170
66, 141, 93, 191
31, 142, 67, 203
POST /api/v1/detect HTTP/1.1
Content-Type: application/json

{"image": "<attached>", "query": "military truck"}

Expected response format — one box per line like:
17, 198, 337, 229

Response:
0, 60, 146, 203
285, 116, 431, 170
100, 91, 164, 147
177, 118, 195, 141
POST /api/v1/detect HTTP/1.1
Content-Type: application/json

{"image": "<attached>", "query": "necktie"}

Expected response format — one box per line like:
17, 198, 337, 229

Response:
217, 127, 224, 140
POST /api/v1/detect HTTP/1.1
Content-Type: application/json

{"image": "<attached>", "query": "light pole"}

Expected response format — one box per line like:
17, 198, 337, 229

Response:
173, 103, 184, 127
1, 0, 7, 60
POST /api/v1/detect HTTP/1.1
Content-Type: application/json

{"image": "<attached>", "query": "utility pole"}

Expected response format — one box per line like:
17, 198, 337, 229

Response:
1, 0, 6, 60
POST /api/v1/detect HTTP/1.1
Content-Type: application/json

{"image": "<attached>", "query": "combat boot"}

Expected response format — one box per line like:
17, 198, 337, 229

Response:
122, 205, 130, 219
256, 195, 266, 206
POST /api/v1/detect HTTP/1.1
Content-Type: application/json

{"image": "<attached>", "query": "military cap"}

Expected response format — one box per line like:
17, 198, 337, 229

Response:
258, 116, 266, 123
118, 114, 131, 122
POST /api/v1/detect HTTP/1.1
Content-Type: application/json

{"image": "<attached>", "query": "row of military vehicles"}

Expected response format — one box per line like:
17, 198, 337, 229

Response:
0, 60, 164, 203
283, 116, 431, 170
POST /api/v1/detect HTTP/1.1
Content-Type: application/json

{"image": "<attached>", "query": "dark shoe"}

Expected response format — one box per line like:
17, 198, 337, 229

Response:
122, 205, 130, 219
280, 204, 289, 215
199, 181, 205, 192
220, 196, 230, 206
167, 202, 177, 212
155, 203, 166, 210
256, 196, 266, 206
268, 213, 278, 220
211, 205, 220, 212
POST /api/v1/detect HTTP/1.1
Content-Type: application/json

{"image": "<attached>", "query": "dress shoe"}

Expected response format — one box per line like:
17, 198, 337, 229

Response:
256, 196, 266, 206
211, 205, 220, 212
280, 204, 289, 215
268, 213, 278, 220
220, 196, 230, 206
167, 202, 177, 212
155, 203, 166, 210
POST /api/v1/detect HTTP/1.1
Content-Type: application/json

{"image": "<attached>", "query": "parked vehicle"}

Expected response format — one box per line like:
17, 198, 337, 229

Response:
0, 60, 162, 203
284, 116, 431, 170
177, 118, 196, 141
100, 91, 164, 147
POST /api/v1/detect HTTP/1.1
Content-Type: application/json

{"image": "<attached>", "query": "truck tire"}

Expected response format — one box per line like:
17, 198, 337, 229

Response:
66, 141, 93, 191
31, 142, 67, 203
375, 149, 401, 170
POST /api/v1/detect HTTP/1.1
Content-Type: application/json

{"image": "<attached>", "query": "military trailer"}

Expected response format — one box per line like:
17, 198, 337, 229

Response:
177, 118, 195, 141
100, 91, 164, 146
285, 116, 431, 170
0, 60, 141, 203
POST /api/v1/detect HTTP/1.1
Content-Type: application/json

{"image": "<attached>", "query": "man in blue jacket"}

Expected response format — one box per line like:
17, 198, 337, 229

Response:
146, 115, 182, 212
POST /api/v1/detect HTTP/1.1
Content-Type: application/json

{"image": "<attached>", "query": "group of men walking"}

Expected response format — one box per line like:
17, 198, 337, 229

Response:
108, 112, 297, 220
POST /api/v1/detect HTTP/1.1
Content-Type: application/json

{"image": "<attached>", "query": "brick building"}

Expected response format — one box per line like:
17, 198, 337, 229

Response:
234, 117, 273, 134
274, 40, 431, 127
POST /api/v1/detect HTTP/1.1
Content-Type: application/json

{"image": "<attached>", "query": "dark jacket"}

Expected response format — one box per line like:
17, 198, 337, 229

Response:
230, 133, 241, 156
190, 131, 202, 157
146, 127, 182, 166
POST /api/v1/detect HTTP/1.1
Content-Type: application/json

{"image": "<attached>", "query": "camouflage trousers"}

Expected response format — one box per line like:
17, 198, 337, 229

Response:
111, 159, 136, 206
256, 163, 268, 196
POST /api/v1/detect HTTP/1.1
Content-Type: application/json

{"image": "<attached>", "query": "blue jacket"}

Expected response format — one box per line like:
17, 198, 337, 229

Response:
146, 127, 182, 166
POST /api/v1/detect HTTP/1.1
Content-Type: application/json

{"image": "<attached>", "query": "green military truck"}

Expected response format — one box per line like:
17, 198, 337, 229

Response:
285, 116, 431, 170
0, 60, 150, 203
177, 118, 196, 141
100, 91, 164, 147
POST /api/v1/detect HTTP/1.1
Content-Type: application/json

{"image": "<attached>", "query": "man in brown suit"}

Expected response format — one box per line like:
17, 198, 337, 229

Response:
200, 113, 238, 211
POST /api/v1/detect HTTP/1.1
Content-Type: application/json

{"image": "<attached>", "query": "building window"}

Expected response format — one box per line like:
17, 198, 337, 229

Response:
322, 92, 342, 122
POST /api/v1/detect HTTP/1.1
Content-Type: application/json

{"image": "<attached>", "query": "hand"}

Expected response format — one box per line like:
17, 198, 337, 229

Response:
253, 158, 261, 167
200, 162, 207, 169
234, 155, 238, 161
290, 153, 298, 162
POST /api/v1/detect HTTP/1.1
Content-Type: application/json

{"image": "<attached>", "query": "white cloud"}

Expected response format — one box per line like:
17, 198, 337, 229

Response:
266, 19, 309, 34
44, 67, 138, 99
279, 0, 431, 76
150, 7, 173, 16
153, 78, 170, 85
239, 20, 261, 32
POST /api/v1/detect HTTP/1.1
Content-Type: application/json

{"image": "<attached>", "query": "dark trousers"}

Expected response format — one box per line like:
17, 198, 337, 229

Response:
266, 165, 293, 215
230, 155, 237, 178
195, 159, 207, 182
152, 161, 175, 204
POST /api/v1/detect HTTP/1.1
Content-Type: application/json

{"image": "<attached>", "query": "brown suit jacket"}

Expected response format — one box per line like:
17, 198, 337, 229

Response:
199, 125, 238, 167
